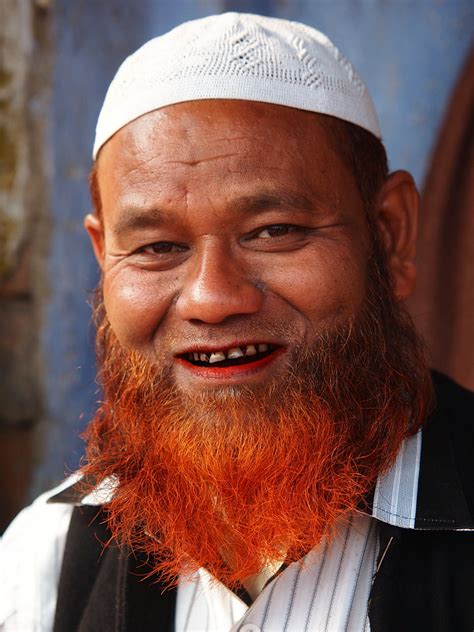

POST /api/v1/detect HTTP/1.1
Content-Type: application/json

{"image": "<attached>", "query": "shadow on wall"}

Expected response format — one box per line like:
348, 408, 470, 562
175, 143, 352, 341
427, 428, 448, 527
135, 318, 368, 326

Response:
408, 47, 474, 392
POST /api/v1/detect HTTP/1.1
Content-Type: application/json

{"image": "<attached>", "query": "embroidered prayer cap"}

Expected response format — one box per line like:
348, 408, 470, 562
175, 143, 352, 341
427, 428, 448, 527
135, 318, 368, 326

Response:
93, 12, 381, 158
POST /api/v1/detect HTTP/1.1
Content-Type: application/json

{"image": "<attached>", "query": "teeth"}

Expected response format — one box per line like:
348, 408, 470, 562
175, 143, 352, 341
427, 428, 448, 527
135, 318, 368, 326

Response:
188, 343, 273, 363
209, 351, 226, 364
227, 347, 244, 359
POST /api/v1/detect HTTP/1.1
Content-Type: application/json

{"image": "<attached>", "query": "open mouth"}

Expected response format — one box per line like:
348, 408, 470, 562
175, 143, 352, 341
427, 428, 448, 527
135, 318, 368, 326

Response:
178, 343, 280, 368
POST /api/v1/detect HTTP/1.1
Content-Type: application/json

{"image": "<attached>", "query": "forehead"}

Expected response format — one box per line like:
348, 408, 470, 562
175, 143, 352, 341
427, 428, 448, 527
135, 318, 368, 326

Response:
96, 100, 361, 217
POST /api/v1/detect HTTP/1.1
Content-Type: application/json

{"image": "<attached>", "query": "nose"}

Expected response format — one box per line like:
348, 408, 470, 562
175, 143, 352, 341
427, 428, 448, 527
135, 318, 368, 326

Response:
175, 241, 264, 324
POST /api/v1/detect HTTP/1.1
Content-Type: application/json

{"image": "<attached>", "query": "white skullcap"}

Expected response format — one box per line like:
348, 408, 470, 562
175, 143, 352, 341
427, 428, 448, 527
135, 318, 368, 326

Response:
93, 12, 381, 158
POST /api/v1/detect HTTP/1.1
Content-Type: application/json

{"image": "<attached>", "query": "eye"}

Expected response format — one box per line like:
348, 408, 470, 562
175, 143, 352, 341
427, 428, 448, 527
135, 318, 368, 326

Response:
242, 223, 312, 252
139, 241, 188, 254
254, 224, 304, 239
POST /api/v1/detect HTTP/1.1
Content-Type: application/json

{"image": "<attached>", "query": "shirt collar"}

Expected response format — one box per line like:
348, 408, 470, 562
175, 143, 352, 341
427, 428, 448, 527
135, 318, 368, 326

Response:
369, 372, 474, 531
371, 430, 422, 529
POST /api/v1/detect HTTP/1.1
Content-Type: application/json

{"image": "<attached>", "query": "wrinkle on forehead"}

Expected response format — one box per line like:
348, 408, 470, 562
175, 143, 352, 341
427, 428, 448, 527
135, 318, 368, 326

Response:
99, 101, 309, 172
165, 153, 240, 167
97, 100, 364, 224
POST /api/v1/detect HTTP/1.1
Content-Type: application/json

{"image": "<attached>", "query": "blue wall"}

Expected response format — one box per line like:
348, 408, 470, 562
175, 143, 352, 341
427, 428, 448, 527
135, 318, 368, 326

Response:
32, 0, 473, 497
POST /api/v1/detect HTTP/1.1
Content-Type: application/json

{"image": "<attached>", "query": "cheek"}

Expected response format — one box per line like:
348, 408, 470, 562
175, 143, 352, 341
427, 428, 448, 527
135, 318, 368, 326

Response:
265, 245, 368, 332
103, 271, 175, 351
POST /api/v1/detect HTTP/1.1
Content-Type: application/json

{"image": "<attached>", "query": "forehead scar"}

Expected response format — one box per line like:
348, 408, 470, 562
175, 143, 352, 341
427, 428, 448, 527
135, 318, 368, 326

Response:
167, 153, 239, 167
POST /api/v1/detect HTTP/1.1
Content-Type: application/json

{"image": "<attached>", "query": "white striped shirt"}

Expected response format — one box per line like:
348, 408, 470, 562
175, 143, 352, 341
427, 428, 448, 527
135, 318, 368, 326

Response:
0, 432, 422, 632
175, 514, 377, 632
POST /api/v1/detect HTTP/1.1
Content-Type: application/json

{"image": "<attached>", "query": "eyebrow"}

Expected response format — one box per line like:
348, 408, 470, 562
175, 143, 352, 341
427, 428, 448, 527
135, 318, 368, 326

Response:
111, 190, 326, 236
227, 191, 317, 216
112, 207, 175, 237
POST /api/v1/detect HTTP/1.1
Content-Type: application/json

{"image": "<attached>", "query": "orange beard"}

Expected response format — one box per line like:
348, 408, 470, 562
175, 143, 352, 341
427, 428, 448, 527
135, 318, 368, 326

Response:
82, 255, 432, 589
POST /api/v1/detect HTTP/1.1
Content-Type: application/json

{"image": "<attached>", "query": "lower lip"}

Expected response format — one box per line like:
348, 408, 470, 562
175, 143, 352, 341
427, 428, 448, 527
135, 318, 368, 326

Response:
175, 348, 285, 380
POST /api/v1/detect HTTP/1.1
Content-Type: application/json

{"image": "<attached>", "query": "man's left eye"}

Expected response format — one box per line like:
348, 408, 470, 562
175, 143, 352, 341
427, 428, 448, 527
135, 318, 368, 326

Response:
255, 224, 302, 239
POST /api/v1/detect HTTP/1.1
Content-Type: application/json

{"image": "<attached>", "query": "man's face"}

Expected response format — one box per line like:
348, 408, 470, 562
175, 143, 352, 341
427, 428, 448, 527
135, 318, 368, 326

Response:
84, 100, 431, 585
91, 100, 371, 396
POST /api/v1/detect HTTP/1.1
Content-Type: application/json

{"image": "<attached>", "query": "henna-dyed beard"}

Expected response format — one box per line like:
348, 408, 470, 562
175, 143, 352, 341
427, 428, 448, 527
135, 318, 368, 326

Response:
82, 248, 432, 589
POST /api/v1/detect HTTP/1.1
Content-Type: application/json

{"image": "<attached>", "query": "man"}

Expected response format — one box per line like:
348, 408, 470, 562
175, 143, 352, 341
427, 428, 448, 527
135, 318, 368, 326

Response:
1, 12, 473, 632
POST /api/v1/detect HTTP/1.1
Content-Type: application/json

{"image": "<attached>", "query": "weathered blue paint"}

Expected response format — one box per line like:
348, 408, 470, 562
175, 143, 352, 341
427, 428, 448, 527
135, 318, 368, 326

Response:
33, 0, 473, 497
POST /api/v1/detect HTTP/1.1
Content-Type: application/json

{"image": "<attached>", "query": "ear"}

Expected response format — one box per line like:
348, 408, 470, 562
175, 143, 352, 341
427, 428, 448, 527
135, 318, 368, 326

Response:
374, 170, 419, 300
84, 213, 105, 269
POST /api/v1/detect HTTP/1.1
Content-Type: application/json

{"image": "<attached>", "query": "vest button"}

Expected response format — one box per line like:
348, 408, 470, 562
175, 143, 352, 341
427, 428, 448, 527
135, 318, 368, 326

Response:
240, 625, 261, 632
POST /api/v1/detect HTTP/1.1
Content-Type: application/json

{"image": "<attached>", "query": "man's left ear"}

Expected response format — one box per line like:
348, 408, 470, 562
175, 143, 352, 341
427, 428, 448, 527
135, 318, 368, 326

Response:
374, 170, 419, 300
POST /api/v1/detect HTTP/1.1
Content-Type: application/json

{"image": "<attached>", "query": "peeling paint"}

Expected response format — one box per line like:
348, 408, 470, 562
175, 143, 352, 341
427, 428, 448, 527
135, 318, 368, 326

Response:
0, 67, 12, 89
0, 211, 20, 279
0, 123, 17, 190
